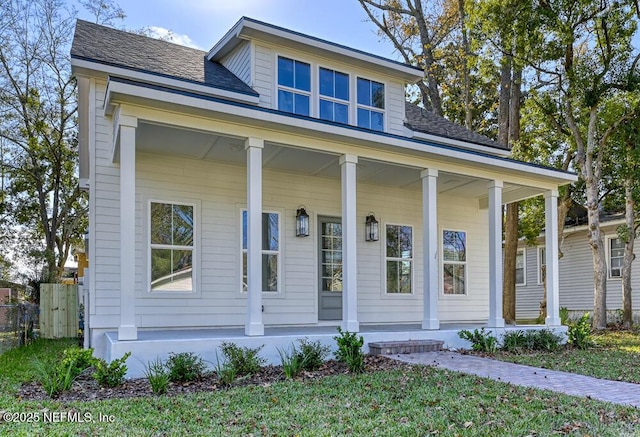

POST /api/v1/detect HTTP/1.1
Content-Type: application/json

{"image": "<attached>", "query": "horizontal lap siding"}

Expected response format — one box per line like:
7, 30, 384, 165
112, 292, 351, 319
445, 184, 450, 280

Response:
221, 41, 251, 86
93, 144, 493, 328
517, 226, 640, 318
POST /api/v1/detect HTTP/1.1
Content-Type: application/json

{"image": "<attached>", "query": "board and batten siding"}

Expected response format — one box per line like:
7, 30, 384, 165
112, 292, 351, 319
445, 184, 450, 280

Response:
220, 40, 252, 87
252, 42, 407, 135
516, 225, 640, 319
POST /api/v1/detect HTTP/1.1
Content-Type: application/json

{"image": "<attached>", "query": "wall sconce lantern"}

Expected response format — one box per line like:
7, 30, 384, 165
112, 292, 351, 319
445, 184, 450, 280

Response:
296, 206, 309, 237
365, 213, 379, 242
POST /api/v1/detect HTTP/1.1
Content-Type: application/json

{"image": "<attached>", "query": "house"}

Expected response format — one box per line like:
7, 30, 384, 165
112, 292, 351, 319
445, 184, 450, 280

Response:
71, 17, 576, 377
516, 208, 639, 322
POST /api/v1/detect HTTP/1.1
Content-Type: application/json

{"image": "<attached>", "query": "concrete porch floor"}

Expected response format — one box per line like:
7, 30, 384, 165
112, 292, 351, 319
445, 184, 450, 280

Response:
104, 323, 567, 378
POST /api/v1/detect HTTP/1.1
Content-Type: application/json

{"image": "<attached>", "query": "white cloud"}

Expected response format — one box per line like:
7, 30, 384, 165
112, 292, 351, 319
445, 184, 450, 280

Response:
145, 26, 201, 50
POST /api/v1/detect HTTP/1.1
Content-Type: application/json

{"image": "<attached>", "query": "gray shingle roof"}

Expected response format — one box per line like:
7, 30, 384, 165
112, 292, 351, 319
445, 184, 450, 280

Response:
404, 102, 507, 151
71, 20, 257, 96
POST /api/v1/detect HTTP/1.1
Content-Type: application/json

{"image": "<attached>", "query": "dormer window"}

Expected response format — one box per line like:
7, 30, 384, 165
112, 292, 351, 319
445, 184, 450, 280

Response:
277, 56, 310, 116
357, 78, 384, 131
319, 67, 349, 124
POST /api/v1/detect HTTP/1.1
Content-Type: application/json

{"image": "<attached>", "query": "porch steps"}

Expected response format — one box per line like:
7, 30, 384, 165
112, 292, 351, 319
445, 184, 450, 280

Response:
368, 339, 444, 355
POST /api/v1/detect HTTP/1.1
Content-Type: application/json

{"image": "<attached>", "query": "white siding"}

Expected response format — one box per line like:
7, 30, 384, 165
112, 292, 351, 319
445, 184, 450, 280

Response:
254, 44, 273, 107
516, 226, 640, 319
221, 40, 252, 86
91, 148, 492, 330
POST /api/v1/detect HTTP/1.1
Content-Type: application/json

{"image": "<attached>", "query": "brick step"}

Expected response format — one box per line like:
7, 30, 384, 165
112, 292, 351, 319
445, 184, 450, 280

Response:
368, 339, 444, 355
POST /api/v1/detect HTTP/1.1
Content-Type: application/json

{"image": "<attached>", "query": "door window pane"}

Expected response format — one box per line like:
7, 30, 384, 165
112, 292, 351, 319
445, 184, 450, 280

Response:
386, 224, 413, 294
443, 230, 466, 295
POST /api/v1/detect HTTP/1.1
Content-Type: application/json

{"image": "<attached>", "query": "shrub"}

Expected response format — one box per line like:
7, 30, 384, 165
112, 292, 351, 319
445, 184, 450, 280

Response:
214, 353, 237, 386
296, 338, 330, 371
501, 330, 527, 353
93, 352, 131, 387
32, 358, 78, 397
567, 313, 595, 349
528, 329, 563, 352
560, 307, 570, 325
145, 357, 169, 395
458, 328, 498, 353
61, 347, 96, 375
219, 342, 265, 376
166, 352, 206, 383
334, 327, 365, 373
278, 345, 304, 379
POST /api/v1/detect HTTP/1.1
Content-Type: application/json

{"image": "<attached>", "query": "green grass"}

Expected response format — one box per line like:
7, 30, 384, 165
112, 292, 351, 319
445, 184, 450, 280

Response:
0, 338, 639, 435
493, 329, 640, 383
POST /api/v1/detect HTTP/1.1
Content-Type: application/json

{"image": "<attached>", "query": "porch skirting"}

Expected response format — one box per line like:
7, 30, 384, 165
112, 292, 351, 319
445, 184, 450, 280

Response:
102, 324, 568, 379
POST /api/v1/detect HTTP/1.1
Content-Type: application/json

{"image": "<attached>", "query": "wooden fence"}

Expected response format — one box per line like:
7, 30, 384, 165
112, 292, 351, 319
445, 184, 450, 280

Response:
40, 284, 78, 339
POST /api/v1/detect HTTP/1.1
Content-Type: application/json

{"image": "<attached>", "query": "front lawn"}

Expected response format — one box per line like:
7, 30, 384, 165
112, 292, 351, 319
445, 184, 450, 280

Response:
493, 329, 640, 383
1, 338, 639, 435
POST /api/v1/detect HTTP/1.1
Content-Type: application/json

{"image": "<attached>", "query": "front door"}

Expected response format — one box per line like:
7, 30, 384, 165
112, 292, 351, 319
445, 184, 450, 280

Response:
318, 216, 342, 320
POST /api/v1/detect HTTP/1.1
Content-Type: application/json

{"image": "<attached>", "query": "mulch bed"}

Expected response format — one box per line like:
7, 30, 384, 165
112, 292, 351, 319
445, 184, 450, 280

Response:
18, 355, 411, 402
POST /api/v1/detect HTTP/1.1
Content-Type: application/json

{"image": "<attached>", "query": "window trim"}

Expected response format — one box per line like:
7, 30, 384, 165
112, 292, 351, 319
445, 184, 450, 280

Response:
441, 228, 468, 296
240, 208, 283, 295
607, 235, 624, 280
537, 246, 546, 285
515, 247, 526, 287
276, 55, 312, 117
318, 65, 350, 124
356, 76, 386, 132
383, 222, 415, 295
146, 198, 200, 296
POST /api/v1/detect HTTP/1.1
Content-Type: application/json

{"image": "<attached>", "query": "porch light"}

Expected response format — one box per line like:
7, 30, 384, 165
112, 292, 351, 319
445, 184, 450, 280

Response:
296, 206, 309, 237
365, 213, 379, 242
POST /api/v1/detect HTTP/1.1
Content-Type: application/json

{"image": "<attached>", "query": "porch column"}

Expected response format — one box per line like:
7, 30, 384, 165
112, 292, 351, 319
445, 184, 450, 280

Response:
487, 180, 505, 328
340, 154, 359, 332
421, 169, 439, 330
245, 137, 264, 336
118, 116, 138, 340
544, 190, 561, 326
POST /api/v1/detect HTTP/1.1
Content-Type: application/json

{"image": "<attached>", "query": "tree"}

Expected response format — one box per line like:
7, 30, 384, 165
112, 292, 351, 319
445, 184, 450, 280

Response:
0, 0, 87, 282
527, 0, 640, 329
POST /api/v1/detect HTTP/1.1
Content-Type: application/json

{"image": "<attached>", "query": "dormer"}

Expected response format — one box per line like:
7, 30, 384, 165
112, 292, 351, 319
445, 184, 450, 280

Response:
208, 17, 424, 136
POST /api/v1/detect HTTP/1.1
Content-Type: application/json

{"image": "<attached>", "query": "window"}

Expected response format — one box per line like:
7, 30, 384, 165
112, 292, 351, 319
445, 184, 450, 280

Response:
242, 211, 280, 293
150, 202, 194, 292
319, 67, 349, 124
277, 56, 310, 116
386, 224, 413, 294
609, 237, 624, 278
357, 77, 384, 131
537, 247, 546, 285
516, 248, 526, 286
443, 230, 466, 295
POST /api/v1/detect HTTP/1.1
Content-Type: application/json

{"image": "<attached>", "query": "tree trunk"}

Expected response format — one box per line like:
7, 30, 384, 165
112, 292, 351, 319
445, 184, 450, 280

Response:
622, 175, 635, 328
503, 202, 518, 323
458, 0, 472, 129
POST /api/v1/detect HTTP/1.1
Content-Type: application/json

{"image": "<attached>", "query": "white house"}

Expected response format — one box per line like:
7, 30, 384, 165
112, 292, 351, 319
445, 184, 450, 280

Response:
516, 210, 640, 321
71, 17, 576, 376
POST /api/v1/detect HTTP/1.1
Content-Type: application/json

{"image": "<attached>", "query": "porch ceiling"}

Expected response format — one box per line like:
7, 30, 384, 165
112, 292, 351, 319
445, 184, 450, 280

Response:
135, 121, 535, 201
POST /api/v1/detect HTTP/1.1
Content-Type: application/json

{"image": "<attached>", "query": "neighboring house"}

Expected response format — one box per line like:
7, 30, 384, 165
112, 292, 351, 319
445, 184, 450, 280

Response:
71, 17, 576, 375
517, 208, 638, 321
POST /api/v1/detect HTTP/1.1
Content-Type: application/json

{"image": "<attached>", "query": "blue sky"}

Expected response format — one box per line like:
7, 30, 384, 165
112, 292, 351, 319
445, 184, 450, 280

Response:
74, 0, 399, 58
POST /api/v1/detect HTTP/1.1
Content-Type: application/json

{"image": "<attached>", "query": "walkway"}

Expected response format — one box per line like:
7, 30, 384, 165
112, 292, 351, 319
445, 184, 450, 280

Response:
388, 351, 640, 408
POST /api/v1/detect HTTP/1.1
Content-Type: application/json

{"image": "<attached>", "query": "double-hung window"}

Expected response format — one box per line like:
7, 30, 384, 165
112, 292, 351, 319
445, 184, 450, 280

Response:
386, 224, 413, 293
356, 77, 384, 131
609, 237, 624, 278
242, 211, 280, 293
277, 56, 310, 116
319, 67, 349, 124
537, 247, 546, 284
442, 230, 466, 295
150, 202, 194, 292
516, 248, 526, 286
